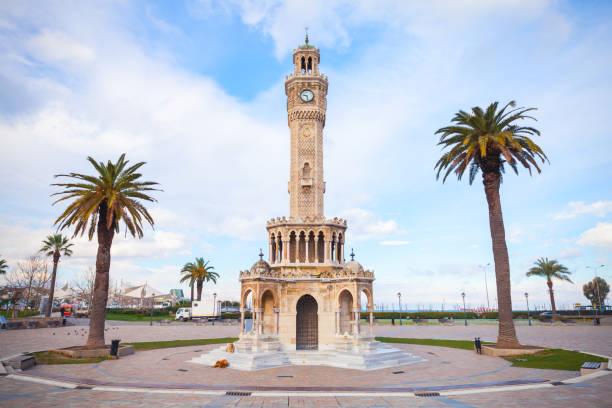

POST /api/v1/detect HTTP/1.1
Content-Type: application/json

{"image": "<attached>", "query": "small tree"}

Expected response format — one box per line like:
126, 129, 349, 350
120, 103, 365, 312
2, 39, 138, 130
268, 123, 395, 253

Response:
39, 234, 74, 317
526, 257, 572, 318
583, 277, 609, 310
73, 267, 96, 312
4, 256, 50, 311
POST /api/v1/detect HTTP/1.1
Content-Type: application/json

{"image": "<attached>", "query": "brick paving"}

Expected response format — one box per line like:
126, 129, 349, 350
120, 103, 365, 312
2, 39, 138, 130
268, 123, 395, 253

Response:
0, 375, 610, 407
26, 344, 573, 389
1, 322, 610, 406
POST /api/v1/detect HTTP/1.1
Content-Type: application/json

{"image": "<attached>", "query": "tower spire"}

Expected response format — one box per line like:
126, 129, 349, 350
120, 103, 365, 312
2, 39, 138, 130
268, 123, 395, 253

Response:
305, 27, 309, 45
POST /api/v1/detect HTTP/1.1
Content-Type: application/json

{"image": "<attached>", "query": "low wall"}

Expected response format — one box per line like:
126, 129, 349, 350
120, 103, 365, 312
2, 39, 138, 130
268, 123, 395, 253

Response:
3, 317, 63, 330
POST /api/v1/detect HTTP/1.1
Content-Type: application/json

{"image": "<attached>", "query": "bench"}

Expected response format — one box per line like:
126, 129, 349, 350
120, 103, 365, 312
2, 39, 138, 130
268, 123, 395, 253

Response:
25, 321, 40, 329
413, 318, 428, 324
6, 321, 24, 330
580, 361, 607, 376
157, 319, 172, 325
46, 320, 61, 328
0, 316, 6, 330
438, 318, 454, 324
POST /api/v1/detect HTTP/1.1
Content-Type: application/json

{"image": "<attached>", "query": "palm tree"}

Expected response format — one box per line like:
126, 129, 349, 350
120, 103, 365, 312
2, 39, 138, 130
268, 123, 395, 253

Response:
180, 258, 218, 301
0, 256, 7, 274
52, 154, 160, 348
435, 101, 548, 348
39, 234, 74, 317
527, 258, 572, 318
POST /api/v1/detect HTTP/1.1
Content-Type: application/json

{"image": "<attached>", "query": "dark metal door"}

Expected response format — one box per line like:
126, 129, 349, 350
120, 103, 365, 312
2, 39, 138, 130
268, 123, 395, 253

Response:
296, 294, 318, 350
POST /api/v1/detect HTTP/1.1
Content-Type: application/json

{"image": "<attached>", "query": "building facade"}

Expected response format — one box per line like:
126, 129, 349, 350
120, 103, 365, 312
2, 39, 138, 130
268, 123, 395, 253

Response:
238, 37, 375, 351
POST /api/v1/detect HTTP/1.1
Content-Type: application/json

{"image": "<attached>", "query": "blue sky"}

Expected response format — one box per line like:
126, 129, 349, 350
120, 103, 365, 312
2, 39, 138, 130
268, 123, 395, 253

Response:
1, 0, 611, 310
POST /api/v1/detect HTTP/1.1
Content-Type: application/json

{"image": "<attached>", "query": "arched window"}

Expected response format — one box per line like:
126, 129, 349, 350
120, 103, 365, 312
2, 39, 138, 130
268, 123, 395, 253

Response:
289, 231, 297, 263
270, 234, 276, 263
308, 231, 315, 263
277, 233, 283, 262
307, 56, 312, 74
298, 231, 306, 263
302, 162, 311, 177
337, 233, 343, 263
301, 56, 306, 73
317, 231, 324, 263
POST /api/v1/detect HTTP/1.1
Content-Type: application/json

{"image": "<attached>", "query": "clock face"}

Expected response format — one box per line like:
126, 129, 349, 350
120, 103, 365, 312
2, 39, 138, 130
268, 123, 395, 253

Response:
300, 89, 314, 102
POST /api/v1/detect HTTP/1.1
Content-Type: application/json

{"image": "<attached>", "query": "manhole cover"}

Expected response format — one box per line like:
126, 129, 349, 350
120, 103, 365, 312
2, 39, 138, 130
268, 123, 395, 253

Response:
177, 369, 188, 372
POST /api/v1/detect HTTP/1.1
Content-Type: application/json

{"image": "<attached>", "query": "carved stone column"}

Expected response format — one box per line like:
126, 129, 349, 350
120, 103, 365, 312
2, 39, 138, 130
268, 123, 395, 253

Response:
340, 243, 344, 264
283, 240, 289, 262
269, 242, 273, 264
273, 308, 280, 336
305, 235, 309, 263
240, 308, 246, 335
335, 309, 341, 335
254, 308, 264, 335
324, 240, 331, 263
314, 237, 319, 263
369, 308, 374, 336
353, 308, 361, 337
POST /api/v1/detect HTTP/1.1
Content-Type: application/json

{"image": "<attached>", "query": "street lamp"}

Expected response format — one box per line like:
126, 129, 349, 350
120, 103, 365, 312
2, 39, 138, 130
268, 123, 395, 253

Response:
397, 292, 402, 326
524, 292, 531, 326
461, 292, 467, 326
149, 292, 155, 326
479, 263, 491, 309
212, 292, 217, 326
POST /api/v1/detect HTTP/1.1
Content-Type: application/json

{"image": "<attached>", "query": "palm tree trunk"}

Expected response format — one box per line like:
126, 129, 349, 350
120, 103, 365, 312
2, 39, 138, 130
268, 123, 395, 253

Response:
190, 282, 194, 304
547, 279, 557, 318
483, 171, 520, 348
196, 279, 203, 301
86, 206, 114, 348
45, 252, 60, 317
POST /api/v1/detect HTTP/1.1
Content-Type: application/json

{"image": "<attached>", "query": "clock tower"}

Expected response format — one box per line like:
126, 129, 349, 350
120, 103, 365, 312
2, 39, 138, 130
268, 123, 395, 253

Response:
285, 34, 328, 219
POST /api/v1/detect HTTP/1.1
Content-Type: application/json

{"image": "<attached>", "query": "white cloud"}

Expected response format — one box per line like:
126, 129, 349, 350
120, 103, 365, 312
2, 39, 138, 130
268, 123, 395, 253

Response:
507, 224, 524, 243
557, 246, 582, 259
577, 223, 612, 252
554, 201, 612, 220
341, 208, 402, 240
27, 29, 95, 64
380, 240, 411, 246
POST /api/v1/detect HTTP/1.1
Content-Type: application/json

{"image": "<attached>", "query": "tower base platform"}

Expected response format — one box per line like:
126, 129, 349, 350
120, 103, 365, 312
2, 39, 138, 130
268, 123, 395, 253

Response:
188, 336, 426, 371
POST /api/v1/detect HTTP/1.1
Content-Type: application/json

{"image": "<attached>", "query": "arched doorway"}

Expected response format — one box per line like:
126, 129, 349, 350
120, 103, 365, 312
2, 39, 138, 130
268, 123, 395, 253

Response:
338, 290, 353, 335
296, 294, 318, 350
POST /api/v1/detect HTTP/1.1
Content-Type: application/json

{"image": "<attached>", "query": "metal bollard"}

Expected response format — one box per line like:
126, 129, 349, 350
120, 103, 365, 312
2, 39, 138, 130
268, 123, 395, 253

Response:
110, 339, 121, 357
474, 337, 482, 354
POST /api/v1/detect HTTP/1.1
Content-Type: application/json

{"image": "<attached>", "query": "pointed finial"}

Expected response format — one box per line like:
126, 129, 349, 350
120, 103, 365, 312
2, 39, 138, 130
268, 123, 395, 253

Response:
350, 248, 355, 261
305, 27, 309, 45
258, 248, 264, 261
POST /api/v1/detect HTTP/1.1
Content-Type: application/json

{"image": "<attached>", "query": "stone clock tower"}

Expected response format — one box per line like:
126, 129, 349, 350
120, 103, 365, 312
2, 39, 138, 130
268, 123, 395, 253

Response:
191, 36, 422, 371
285, 36, 327, 219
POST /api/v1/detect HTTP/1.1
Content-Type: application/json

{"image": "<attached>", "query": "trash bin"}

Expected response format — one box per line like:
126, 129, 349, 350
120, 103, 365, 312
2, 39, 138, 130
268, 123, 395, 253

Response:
595, 317, 600, 326
110, 339, 121, 357
391, 318, 395, 326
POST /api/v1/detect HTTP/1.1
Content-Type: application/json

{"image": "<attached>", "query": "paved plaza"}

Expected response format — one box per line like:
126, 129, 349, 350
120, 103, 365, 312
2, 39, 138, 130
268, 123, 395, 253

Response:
1, 322, 610, 406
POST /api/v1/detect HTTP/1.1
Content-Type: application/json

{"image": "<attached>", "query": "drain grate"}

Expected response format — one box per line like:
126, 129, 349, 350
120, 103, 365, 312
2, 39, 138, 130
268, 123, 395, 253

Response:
392, 371, 405, 374
75, 385, 94, 389
551, 381, 565, 386
415, 392, 440, 398
177, 368, 188, 372
226, 391, 252, 396
277, 375, 293, 378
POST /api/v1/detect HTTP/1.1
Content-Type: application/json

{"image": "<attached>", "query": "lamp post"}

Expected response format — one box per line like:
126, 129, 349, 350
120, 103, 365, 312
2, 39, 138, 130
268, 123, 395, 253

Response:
149, 292, 155, 326
524, 292, 531, 326
397, 292, 402, 326
212, 292, 217, 326
461, 292, 467, 326
479, 263, 491, 310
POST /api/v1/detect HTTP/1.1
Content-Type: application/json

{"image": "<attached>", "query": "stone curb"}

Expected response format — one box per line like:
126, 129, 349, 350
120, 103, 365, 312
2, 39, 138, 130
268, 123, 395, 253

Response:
3, 370, 609, 398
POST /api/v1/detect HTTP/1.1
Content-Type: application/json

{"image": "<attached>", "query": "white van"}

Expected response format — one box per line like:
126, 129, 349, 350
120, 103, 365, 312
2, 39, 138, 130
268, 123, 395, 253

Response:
175, 307, 191, 321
